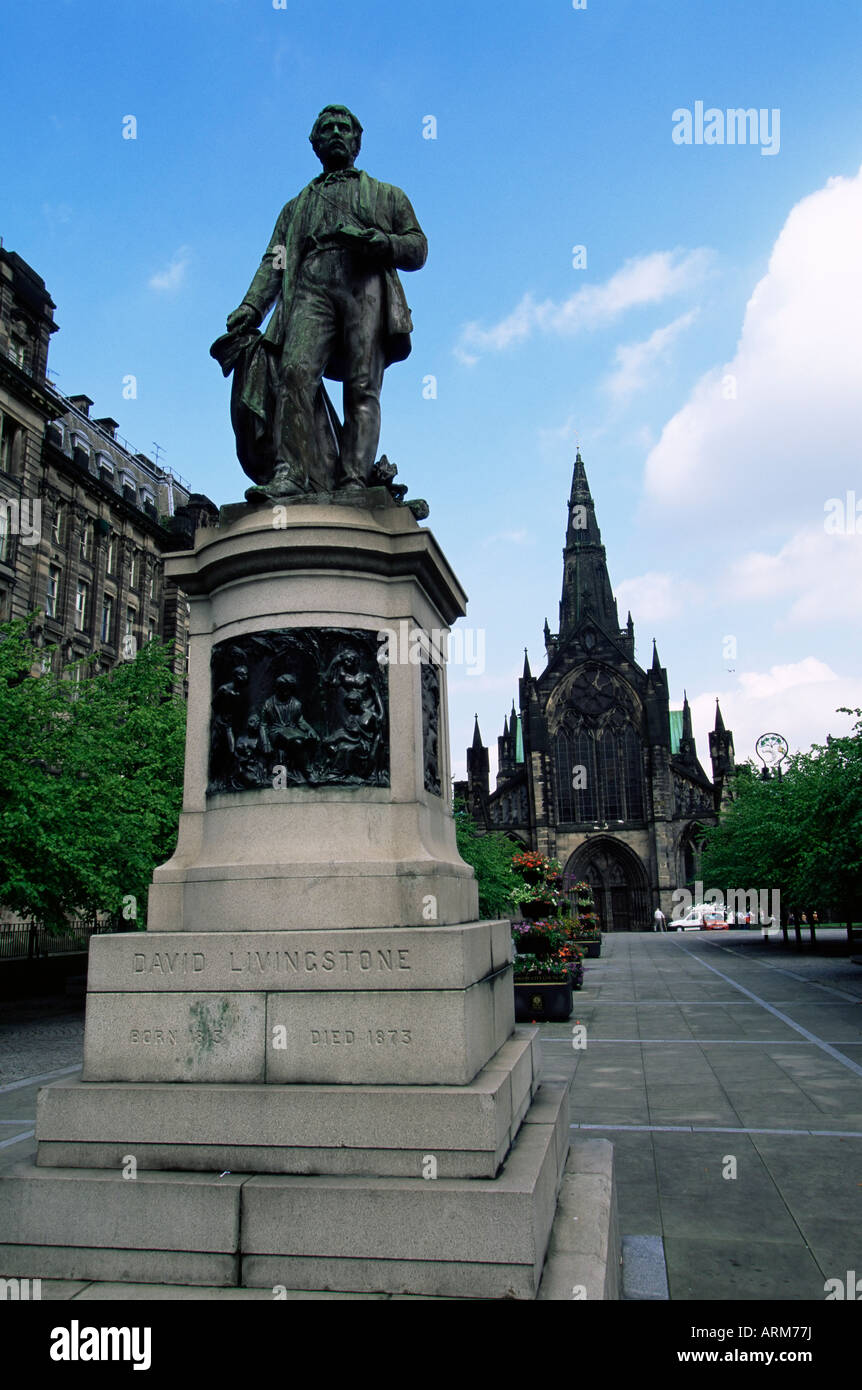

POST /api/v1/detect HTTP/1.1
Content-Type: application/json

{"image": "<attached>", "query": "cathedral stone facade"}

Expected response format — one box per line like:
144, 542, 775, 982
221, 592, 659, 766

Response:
455, 453, 735, 931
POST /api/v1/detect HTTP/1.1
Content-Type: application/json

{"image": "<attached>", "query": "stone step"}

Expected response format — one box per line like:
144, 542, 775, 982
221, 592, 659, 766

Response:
0, 1081, 571, 1299
36, 1031, 540, 1178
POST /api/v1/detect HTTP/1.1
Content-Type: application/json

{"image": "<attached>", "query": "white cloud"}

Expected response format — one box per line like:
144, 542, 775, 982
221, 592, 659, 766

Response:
149, 246, 192, 292
605, 310, 698, 400
615, 570, 703, 623
644, 165, 862, 525
688, 659, 862, 767
722, 525, 862, 628
456, 248, 712, 361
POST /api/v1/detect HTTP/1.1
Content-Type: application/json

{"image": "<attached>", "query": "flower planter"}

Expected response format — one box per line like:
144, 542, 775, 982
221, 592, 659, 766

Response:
518, 868, 542, 885
520, 900, 557, 920
516, 932, 554, 956
578, 939, 601, 958
514, 980, 573, 1022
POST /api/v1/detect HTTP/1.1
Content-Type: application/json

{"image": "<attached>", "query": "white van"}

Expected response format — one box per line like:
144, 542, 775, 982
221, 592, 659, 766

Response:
670, 904, 729, 931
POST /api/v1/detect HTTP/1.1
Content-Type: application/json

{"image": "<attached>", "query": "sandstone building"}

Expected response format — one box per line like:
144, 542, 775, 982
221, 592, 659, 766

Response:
0, 248, 216, 688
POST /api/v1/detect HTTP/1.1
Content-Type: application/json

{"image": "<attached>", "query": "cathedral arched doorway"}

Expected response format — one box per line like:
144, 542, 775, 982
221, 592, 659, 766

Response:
563, 838, 651, 932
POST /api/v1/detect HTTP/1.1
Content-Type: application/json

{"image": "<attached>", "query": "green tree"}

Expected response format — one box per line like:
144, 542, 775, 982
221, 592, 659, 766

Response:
453, 798, 519, 918
0, 619, 186, 929
701, 709, 862, 924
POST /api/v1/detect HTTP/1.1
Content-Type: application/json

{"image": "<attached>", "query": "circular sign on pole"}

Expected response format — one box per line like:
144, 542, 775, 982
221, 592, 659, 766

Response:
755, 732, 789, 769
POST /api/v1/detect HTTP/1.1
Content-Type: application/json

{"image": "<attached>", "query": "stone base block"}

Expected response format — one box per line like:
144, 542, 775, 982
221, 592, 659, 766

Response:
87, 922, 513, 994
81, 922, 514, 1086
239, 1081, 570, 1298
82, 973, 512, 1086
0, 1169, 244, 1287
1, 1080, 571, 1298
38, 1031, 540, 1178
148, 856, 479, 933
537, 1139, 621, 1301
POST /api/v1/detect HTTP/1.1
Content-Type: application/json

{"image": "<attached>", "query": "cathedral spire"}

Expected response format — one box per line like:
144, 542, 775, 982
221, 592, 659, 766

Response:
682, 690, 693, 741
714, 698, 726, 734
559, 451, 620, 640
471, 714, 483, 750
522, 648, 532, 680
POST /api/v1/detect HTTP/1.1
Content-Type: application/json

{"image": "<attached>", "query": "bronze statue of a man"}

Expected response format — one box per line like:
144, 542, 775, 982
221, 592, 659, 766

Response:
215, 106, 427, 497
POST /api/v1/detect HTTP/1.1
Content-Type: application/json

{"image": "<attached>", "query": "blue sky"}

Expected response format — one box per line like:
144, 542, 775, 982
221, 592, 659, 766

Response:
4, 0, 862, 778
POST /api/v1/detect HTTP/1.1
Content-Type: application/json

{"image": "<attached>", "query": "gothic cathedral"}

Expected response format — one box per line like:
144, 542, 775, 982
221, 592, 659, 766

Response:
455, 453, 736, 931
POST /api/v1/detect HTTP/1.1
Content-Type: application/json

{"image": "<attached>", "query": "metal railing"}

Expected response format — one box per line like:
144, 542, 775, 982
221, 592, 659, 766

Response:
0, 920, 113, 961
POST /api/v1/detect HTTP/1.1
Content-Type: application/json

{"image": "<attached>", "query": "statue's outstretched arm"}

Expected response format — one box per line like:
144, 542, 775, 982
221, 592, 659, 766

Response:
236, 200, 294, 322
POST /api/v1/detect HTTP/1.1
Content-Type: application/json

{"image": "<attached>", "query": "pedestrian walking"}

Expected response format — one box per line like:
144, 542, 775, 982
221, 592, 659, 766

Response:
653, 907, 667, 932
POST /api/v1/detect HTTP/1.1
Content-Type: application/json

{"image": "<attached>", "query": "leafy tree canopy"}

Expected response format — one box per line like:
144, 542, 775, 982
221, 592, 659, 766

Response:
453, 798, 520, 918
0, 619, 186, 929
700, 708, 862, 920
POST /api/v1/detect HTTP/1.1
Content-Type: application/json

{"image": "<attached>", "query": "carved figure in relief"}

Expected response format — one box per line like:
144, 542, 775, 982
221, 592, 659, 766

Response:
258, 674, 319, 783
323, 645, 384, 731
234, 714, 268, 788
323, 690, 381, 781
210, 664, 249, 778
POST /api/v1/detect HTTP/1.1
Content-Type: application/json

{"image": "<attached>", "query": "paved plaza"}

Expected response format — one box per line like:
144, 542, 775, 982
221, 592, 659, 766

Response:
545, 929, 862, 1300
2, 931, 861, 1300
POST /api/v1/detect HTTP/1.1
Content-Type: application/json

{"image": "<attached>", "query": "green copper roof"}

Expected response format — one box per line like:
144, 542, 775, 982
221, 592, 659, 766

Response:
668, 708, 684, 755
514, 713, 524, 764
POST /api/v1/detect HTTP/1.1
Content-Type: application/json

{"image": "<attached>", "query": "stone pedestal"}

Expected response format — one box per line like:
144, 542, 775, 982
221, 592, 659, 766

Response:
148, 498, 477, 932
0, 497, 573, 1299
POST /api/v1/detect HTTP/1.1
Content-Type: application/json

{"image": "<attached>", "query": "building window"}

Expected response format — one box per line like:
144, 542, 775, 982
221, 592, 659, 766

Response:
74, 580, 90, 632
597, 732, 623, 822
0, 505, 10, 564
128, 552, 138, 589
623, 726, 645, 820
573, 729, 597, 822
101, 593, 115, 644
52, 502, 65, 546
149, 569, 157, 601
80, 521, 93, 562
125, 606, 136, 637
554, 722, 643, 825
46, 565, 61, 619
0, 414, 22, 476
106, 534, 116, 574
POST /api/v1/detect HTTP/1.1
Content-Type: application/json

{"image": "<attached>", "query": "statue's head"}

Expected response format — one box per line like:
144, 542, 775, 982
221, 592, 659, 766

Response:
310, 105, 362, 170
234, 665, 249, 686
275, 673, 297, 695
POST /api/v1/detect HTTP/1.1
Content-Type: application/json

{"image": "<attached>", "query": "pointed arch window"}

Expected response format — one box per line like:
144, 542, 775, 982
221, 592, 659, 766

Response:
597, 730, 623, 821
623, 725, 644, 820
554, 729, 575, 822
555, 720, 645, 824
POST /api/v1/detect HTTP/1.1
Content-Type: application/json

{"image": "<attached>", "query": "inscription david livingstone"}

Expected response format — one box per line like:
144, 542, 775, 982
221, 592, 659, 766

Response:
132, 947, 412, 976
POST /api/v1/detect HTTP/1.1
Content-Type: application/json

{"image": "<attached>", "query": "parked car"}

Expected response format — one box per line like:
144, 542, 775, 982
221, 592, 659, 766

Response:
670, 905, 729, 931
